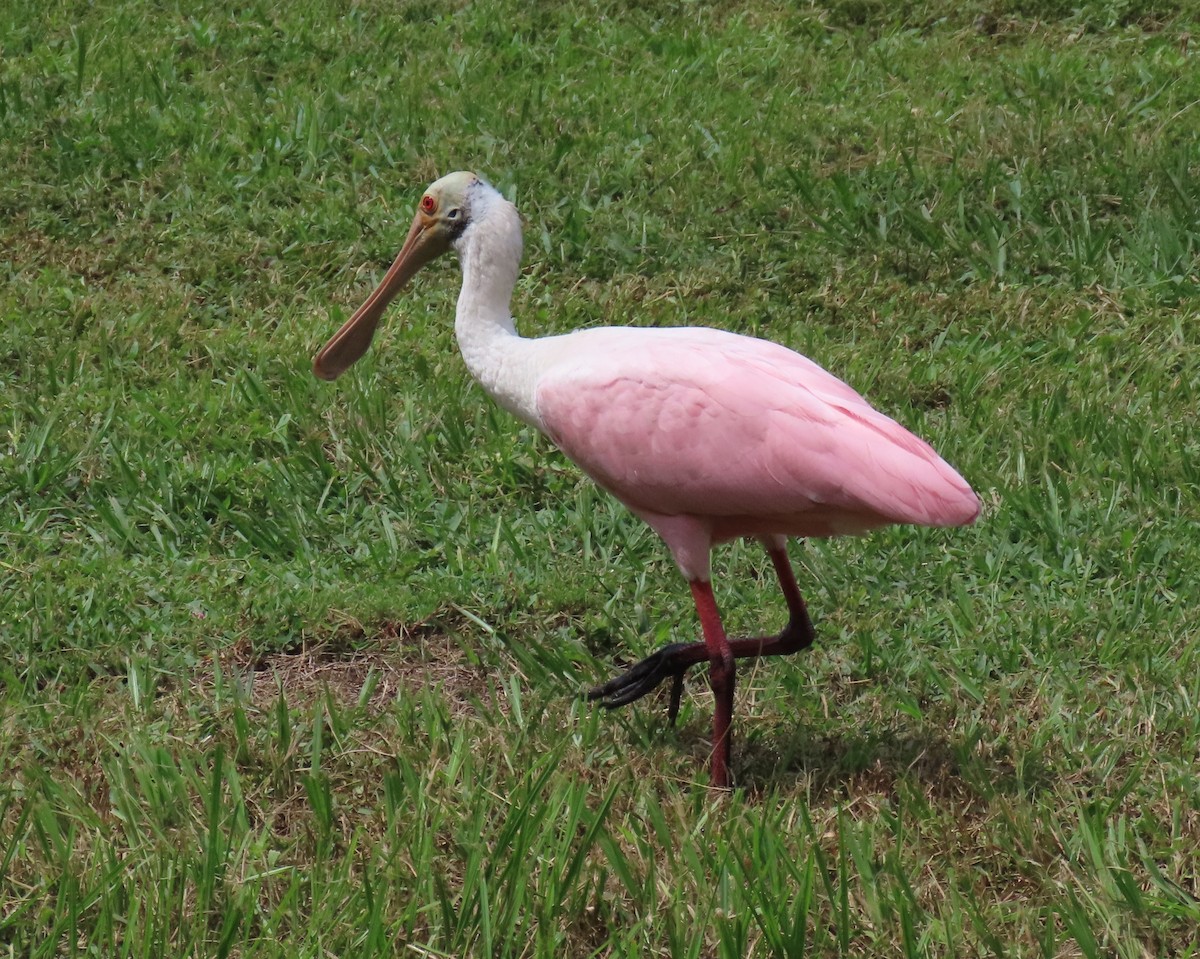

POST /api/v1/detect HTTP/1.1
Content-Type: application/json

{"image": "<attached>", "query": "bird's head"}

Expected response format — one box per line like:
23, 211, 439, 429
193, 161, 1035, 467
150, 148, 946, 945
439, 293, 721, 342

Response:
312, 171, 482, 381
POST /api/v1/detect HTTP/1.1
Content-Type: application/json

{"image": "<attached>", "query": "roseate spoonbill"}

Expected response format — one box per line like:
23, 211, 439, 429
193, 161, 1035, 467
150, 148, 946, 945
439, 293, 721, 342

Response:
314, 171, 980, 789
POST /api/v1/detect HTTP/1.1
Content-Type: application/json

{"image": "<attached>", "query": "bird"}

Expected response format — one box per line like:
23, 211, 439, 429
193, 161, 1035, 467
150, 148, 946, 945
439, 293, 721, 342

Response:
313, 171, 980, 789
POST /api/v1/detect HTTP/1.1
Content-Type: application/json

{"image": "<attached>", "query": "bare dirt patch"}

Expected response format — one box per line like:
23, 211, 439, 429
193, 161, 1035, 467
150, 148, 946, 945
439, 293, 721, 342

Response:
208, 620, 498, 718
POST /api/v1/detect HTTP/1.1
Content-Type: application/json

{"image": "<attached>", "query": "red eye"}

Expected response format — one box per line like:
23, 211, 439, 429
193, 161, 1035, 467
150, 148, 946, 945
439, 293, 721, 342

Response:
420, 195, 436, 214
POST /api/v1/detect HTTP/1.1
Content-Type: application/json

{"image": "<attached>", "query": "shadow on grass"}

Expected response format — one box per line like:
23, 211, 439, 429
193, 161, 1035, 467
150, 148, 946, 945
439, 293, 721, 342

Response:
646, 709, 1056, 802
736, 721, 1056, 803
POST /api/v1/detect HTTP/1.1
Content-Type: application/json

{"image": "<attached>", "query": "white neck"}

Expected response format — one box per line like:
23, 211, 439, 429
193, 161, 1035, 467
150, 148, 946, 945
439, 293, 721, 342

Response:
452, 185, 543, 426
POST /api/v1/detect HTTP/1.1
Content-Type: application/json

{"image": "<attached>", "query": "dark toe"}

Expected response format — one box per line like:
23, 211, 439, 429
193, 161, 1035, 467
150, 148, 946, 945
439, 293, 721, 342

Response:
587, 642, 698, 710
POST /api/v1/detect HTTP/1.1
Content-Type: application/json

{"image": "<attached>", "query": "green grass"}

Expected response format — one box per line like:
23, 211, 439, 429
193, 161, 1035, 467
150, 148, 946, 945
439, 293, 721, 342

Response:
3, 0, 1200, 954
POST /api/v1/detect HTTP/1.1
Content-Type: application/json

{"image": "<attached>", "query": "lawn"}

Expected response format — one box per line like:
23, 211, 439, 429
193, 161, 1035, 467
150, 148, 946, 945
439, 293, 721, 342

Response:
3, 0, 1200, 955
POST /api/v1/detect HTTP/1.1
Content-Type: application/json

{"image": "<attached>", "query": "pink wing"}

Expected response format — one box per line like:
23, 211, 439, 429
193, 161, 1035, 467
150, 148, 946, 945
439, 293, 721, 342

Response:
535, 327, 979, 539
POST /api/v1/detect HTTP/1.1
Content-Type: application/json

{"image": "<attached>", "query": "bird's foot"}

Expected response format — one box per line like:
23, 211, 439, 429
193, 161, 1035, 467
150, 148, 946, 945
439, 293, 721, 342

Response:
587, 642, 701, 725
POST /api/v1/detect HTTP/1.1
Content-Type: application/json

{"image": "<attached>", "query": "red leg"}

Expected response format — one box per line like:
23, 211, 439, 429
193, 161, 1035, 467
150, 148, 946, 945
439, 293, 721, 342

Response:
591, 544, 815, 690
689, 579, 734, 789
588, 542, 818, 788
725, 544, 815, 659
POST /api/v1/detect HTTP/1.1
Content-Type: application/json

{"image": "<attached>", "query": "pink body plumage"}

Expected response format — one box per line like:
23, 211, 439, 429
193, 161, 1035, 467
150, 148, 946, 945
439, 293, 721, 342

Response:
536, 325, 978, 578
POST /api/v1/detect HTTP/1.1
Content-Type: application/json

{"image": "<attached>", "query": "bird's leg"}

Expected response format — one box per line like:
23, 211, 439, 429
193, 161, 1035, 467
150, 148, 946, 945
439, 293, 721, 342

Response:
587, 544, 815, 714
726, 543, 815, 659
690, 578, 735, 789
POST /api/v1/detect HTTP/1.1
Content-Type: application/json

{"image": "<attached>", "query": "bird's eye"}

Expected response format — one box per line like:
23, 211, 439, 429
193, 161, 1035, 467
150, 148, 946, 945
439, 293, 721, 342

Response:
447, 208, 460, 220
420, 195, 437, 214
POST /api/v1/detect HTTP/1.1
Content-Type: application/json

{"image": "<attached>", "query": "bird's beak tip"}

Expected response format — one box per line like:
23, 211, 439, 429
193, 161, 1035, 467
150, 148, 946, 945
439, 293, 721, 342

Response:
312, 357, 339, 381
